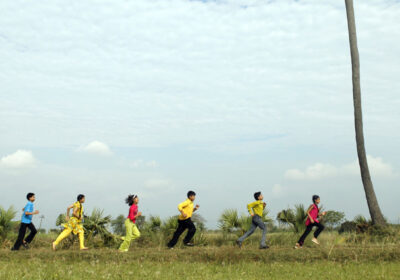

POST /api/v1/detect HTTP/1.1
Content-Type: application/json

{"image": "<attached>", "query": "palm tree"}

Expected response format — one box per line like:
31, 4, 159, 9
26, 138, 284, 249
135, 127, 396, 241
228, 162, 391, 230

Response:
161, 216, 179, 236
83, 208, 115, 245
344, 0, 386, 226
0, 206, 17, 241
218, 209, 241, 234
276, 204, 307, 233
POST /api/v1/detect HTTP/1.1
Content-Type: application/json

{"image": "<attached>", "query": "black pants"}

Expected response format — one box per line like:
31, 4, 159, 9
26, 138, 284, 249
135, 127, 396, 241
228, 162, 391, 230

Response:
167, 218, 196, 248
12, 222, 37, 250
298, 223, 324, 246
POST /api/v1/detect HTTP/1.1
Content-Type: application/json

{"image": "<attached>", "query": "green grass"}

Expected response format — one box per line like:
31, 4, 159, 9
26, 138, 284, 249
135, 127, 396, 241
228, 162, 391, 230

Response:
1, 245, 400, 280
1, 231, 400, 279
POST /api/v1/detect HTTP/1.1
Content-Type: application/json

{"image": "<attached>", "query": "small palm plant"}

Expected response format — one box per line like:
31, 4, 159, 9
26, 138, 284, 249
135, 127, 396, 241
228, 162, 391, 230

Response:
83, 208, 115, 246
218, 209, 241, 235
276, 204, 307, 233
0, 206, 17, 241
161, 215, 179, 237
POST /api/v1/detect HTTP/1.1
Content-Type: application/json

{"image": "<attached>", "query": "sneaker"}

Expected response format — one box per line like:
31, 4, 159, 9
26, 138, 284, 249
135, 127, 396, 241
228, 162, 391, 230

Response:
236, 240, 242, 248
22, 242, 29, 249
259, 245, 269, 249
167, 247, 174, 250
184, 242, 194, 247
311, 238, 320, 245
294, 243, 302, 249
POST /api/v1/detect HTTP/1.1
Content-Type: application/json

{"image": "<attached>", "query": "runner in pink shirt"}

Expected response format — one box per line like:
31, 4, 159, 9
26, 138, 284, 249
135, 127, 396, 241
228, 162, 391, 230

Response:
295, 195, 326, 249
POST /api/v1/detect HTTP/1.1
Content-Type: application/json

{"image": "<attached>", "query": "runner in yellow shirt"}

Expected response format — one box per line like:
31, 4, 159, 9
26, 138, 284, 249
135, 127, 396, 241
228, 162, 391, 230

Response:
237, 192, 269, 249
167, 191, 200, 248
52, 194, 88, 251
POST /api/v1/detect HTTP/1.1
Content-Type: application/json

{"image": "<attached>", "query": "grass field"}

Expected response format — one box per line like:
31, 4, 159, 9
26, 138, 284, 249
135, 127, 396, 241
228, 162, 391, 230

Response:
1, 239, 400, 280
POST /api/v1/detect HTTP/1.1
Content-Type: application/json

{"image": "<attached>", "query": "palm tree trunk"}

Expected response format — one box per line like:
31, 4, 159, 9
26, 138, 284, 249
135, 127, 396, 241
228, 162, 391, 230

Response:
344, 0, 386, 226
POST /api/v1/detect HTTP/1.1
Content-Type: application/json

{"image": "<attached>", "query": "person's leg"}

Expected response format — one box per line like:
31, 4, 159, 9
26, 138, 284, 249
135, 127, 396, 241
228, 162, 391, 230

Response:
53, 228, 72, 247
237, 218, 257, 243
297, 224, 313, 246
131, 224, 141, 242
313, 223, 325, 239
25, 223, 37, 244
253, 216, 267, 247
167, 220, 188, 248
183, 219, 196, 244
12, 223, 28, 250
119, 219, 134, 252
78, 231, 87, 249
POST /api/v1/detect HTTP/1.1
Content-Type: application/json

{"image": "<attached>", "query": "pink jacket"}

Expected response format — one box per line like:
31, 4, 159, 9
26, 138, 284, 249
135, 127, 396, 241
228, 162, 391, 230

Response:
305, 204, 319, 226
127, 204, 138, 223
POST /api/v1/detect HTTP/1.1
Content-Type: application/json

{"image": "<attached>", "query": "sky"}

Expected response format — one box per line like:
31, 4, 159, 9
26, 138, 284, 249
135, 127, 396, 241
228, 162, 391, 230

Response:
0, 0, 399, 230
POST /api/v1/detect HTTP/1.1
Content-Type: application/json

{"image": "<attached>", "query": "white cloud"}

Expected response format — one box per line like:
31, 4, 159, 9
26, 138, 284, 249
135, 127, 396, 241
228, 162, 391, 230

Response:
285, 155, 394, 180
285, 163, 338, 180
342, 155, 394, 177
0, 0, 399, 154
0, 150, 36, 168
78, 141, 113, 156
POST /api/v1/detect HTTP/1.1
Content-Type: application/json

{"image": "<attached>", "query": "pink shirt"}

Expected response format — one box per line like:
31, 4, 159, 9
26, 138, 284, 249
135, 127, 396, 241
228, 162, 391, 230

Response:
305, 204, 319, 226
127, 204, 138, 223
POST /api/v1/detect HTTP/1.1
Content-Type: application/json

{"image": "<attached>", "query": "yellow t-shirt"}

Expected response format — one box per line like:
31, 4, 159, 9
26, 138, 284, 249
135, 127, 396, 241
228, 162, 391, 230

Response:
247, 200, 265, 217
178, 199, 194, 220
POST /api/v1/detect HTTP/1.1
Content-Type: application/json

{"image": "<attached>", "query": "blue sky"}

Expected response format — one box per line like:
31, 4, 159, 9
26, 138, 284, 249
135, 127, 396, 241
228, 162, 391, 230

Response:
0, 0, 399, 229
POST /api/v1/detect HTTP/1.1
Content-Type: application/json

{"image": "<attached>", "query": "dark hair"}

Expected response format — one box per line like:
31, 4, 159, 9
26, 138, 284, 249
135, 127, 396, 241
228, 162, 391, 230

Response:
77, 194, 85, 202
187, 191, 196, 198
312, 195, 320, 204
26, 193, 35, 200
254, 192, 261, 200
125, 194, 137, 206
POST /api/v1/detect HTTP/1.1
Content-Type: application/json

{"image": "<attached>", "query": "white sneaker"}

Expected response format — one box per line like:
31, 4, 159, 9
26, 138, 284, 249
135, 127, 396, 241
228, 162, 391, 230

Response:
311, 238, 320, 245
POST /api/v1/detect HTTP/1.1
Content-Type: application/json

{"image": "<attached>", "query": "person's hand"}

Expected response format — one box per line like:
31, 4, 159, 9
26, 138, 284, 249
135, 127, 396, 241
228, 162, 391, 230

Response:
137, 212, 142, 217
322, 211, 327, 216
182, 213, 187, 218
22, 208, 24, 211
310, 219, 315, 224
263, 202, 266, 208
195, 204, 200, 210
66, 215, 70, 221
34, 210, 39, 215
250, 213, 254, 217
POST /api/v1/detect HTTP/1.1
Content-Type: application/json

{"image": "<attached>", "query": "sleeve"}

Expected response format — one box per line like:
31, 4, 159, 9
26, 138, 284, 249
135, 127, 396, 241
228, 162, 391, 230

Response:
247, 201, 258, 215
178, 200, 190, 211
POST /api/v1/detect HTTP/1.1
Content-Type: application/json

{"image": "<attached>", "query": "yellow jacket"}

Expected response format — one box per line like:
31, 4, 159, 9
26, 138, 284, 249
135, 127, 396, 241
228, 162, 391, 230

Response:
178, 199, 194, 220
247, 200, 265, 217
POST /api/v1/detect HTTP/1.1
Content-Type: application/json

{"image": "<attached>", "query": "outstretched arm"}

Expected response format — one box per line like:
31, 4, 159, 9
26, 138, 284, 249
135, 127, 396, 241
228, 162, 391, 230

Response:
66, 204, 74, 219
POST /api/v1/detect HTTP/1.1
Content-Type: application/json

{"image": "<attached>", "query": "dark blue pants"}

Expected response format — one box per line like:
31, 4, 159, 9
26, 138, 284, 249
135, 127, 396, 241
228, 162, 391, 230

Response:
12, 222, 37, 250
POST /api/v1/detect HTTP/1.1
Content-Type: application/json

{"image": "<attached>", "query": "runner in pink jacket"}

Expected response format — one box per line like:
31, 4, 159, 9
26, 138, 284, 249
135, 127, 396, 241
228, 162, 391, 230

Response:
295, 195, 326, 249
